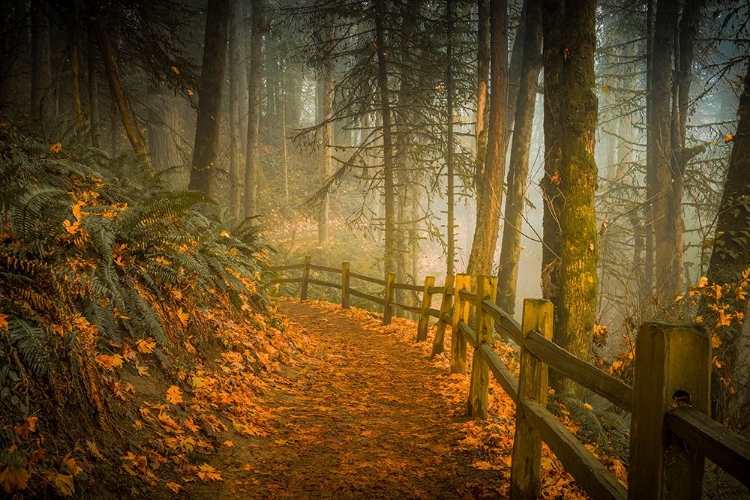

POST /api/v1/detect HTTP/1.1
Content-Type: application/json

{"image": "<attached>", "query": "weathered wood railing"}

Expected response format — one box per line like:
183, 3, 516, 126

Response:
269, 258, 750, 500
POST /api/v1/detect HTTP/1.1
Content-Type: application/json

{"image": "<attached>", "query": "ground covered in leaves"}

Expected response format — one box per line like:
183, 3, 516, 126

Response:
188, 299, 593, 499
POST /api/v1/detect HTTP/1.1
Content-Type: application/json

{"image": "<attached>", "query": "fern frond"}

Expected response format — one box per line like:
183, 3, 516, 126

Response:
5, 317, 59, 378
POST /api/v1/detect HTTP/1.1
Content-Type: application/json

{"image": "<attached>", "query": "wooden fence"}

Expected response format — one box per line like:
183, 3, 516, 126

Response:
269, 258, 750, 500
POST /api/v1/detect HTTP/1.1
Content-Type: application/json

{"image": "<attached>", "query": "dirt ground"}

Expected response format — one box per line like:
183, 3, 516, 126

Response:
189, 299, 510, 499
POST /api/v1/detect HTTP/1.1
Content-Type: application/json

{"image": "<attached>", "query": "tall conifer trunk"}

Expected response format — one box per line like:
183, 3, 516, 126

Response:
541, 0, 598, 395
189, 0, 230, 197
466, 0, 507, 276
245, 0, 264, 217
496, 0, 542, 314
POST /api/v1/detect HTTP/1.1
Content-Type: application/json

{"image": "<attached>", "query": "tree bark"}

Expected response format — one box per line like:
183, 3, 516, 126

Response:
229, 0, 248, 218
188, 0, 230, 197
446, 0, 456, 276
317, 31, 334, 245
375, 0, 396, 277
69, 39, 86, 141
91, 15, 150, 168
466, 0, 508, 276
496, 0, 541, 314
87, 29, 101, 148
647, 0, 678, 310
474, 0, 490, 189
705, 60, 750, 426
30, 0, 52, 127
244, 0, 264, 217
541, 0, 598, 396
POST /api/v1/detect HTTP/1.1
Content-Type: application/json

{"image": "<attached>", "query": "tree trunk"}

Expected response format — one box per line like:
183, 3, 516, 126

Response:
69, 38, 86, 141
505, 0, 527, 142
375, 0, 396, 277
30, 0, 52, 127
496, 0, 541, 314
146, 89, 183, 184
666, 0, 705, 311
446, 0, 456, 276
244, 0, 264, 217
474, 0, 490, 189
466, 0, 508, 276
705, 60, 750, 427
188, 0, 230, 197
541, 0, 598, 396
647, 0, 678, 310
317, 33, 334, 245
229, 0, 248, 218
87, 29, 100, 148
91, 15, 150, 168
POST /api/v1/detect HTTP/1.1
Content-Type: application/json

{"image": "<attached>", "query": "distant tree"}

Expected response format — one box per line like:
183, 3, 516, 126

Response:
189, 0, 230, 197
229, 0, 249, 218
245, 0, 265, 217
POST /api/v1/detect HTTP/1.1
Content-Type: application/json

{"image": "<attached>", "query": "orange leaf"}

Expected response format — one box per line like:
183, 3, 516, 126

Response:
725, 134, 734, 144
177, 308, 189, 327
0, 465, 30, 494
95, 354, 123, 371
166, 385, 183, 405
136, 338, 156, 354
550, 171, 562, 185
166, 482, 183, 493
49, 142, 62, 153
197, 463, 222, 482
0, 312, 8, 331
46, 471, 74, 497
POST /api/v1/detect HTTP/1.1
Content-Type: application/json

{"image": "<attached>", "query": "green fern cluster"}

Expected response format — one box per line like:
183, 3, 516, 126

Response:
0, 127, 268, 424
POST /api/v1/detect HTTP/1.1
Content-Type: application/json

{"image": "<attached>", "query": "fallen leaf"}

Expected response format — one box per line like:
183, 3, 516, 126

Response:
166, 385, 183, 405
0, 465, 30, 493
47, 471, 75, 497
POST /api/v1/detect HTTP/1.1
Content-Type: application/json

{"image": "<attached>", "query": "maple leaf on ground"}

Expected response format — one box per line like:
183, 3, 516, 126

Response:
46, 471, 75, 497
197, 463, 222, 482
136, 338, 156, 354
177, 308, 189, 327
0, 465, 30, 494
166, 385, 184, 405
95, 354, 123, 371
166, 481, 183, 493
13, 416, 38, 439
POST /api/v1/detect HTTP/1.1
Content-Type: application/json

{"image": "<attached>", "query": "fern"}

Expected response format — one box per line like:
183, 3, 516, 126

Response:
6, 317, 59, 379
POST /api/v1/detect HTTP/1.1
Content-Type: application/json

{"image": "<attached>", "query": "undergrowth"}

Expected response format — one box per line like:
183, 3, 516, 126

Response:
0, 126, 284, 497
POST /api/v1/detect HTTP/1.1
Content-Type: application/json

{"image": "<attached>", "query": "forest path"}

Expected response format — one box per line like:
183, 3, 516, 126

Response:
190, 299, 509, 499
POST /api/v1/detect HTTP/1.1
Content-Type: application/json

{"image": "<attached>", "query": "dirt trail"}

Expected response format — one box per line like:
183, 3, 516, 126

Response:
192, 299, 508, 499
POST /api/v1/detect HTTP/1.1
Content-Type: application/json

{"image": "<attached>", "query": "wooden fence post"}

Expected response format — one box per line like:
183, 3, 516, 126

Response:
300, 256, 311, 300
467, 275, 498, 418
341, 262, 350, 309
628, 323, 711, 500
450, 274, 471, 374
383, 272, 396, 325
510, 299, 554, 500
416, 276, 436, 341
431, 275, 454, 358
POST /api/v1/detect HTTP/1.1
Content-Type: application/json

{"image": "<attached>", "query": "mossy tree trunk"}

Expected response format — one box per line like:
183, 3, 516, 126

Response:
704, 60, 750, 426
540, 0, 598, 396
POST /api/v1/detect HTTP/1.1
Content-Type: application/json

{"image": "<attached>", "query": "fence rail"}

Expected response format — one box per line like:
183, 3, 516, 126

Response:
268, 257, 750, 500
